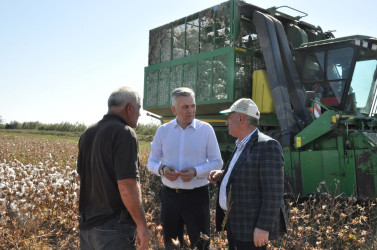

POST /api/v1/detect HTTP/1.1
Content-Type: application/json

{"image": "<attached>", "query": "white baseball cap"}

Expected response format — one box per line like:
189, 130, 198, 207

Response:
220, 98, 260, 120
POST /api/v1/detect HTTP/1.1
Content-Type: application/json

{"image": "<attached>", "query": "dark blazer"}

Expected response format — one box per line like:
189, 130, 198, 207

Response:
216, 129, 287, 241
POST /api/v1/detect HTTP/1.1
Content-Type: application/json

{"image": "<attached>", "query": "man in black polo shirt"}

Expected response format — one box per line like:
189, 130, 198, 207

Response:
77, 86, 150, 249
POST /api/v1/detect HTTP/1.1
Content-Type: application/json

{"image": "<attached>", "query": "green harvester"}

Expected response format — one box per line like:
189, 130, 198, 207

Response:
144, 0, 377, 198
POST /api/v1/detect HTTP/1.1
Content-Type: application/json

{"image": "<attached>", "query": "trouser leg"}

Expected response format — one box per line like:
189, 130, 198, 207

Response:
227, 229, 266, 250
181, 186, 210, 250
160, 186, 185, 249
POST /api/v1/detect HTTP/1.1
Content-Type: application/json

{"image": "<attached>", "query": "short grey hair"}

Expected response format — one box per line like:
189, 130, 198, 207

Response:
171, 87, 195, 107
244, 114, 259, 127
108, 86, 141, 109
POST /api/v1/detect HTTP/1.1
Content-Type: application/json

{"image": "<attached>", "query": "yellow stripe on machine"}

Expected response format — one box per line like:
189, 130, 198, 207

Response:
235, 47, 247, 52
296, 137, 302, 148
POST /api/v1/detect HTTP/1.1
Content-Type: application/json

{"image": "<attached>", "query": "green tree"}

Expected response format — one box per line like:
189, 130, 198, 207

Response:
0, 116, 4, 129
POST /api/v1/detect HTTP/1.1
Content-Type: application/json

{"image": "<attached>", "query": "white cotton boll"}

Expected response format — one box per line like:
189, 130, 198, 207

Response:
64, 180, 70, 187
8, 168, 15, 176
0, 198, 6, 207
10, 202, 17, 211
57, 178, 64, 185
19, 199, 26, 204
66, 166, 71, 170
50, 175, 56, 182
70, 170, 78, 178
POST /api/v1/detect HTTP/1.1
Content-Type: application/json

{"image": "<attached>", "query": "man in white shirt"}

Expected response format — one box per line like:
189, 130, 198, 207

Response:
147, 87, 223, 249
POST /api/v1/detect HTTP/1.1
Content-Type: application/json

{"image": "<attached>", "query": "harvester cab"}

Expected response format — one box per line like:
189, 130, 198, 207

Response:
295, 36, 377, 118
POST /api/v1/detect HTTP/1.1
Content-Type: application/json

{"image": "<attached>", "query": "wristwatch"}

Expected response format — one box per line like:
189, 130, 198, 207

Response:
159, 165, 167, 176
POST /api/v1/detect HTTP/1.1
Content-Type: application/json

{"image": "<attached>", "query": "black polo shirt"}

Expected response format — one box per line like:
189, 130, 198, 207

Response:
77, 114, 139, 229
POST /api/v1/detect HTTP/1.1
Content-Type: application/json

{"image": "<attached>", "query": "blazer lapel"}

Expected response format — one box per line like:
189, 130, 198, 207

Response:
222, 149, 237, 176
227, 130, 259, 183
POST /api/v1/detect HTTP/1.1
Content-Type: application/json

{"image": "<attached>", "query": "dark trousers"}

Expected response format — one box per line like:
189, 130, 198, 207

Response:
160, 185, 210, 250
80, 217, 136, 250
227, 230, 267, 250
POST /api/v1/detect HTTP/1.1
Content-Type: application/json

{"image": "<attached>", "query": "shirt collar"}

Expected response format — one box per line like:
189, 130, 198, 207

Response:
103, 114, 128, 126
173, 118, 196, 130
235, 129, 257, 151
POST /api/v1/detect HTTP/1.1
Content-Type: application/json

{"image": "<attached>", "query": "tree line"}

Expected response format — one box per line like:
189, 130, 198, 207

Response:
0, 116, 159, 135
0, 120, 87, 132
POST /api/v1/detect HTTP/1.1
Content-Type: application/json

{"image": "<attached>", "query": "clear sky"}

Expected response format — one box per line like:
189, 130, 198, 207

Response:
1, 0, 376, 125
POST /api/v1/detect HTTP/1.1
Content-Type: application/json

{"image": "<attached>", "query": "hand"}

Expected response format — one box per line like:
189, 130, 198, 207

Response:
208, 170, 223, 184
179, 167, 196, 182
253, 227, 269, 247
136, 225, 150, 250
163, 166, 180, 181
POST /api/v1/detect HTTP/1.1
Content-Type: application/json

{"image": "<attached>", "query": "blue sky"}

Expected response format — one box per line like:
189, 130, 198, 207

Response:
1, 0, 376, 125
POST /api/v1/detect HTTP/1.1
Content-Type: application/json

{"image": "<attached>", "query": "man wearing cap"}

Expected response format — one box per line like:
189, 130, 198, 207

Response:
209, 98, 286, 250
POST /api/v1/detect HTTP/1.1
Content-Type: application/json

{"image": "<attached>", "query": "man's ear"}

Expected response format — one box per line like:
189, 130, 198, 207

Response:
125, 103, 133, 114
171, 106, 177, 116
239, 113, 244, 123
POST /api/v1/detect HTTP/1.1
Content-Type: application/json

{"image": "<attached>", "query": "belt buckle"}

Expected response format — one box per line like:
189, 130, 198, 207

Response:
175, 188, 181, 193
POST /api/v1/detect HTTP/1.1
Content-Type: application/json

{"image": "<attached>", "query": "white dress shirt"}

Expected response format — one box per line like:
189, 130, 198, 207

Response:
148, 118, 223, 189
219, 129, 256, 210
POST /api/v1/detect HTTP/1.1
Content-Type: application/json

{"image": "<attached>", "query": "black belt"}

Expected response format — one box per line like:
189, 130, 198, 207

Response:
163, 185, 208, 194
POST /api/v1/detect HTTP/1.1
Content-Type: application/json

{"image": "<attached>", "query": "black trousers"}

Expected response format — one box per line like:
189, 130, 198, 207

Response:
227, 230, 267, 250
160, 185, 210, 250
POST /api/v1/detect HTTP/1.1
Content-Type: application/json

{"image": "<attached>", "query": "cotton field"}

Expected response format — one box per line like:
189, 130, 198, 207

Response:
0, 133, 376, 249
0, 135, 80, 248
